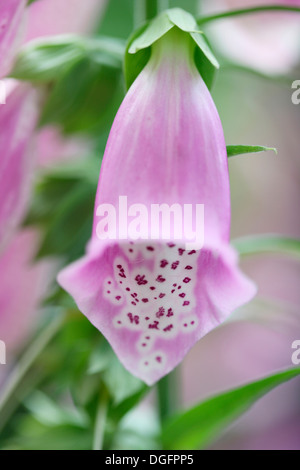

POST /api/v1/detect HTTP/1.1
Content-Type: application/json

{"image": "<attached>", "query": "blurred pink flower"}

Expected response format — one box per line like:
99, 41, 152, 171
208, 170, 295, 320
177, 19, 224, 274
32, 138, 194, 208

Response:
202, 0, 300, 73
58, 28, 256, 385
25, 0, 106, 42
0, 0, 26, 78
36, 126, 89, 168
0, 84, 38, 254
0, 229, 56, 352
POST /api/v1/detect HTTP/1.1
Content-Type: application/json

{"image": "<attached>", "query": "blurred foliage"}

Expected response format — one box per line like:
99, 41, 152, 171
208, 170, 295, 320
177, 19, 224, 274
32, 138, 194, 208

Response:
1, 0, 300, 452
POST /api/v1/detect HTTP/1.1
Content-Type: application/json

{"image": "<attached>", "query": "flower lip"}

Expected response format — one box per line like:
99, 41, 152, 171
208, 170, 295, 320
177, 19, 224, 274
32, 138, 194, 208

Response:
58, 237, 256, 385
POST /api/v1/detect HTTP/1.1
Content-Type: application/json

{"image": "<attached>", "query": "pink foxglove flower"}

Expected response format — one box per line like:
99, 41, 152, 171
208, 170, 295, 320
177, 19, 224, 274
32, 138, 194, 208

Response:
25, 0, 106, 42
58, 28, 256, 385
202, 0, 300, 74
0, 84, 38, 253
0, 0, 26, 78
0, 229, 56, 352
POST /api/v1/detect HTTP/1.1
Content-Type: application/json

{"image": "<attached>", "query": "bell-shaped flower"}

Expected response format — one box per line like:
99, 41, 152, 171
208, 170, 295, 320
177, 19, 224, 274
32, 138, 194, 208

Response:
0, 84, 38, 253
0, 0, 26, 78
58, 27, 256, 385
202, 0, 300, 74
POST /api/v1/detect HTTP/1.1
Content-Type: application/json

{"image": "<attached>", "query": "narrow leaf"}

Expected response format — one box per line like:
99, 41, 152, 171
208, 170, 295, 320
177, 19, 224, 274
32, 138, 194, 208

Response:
233, 235, 300, 259
162, 367, 300, 450
227, 145, 277, 158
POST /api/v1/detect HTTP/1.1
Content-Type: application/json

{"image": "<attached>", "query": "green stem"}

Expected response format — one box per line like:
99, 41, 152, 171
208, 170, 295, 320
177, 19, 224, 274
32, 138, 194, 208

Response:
145, 0, 159, 21
93, 388, 109, 451
157, 369, 180, 424
0, 313, 65, 433
198, 6, 300, 25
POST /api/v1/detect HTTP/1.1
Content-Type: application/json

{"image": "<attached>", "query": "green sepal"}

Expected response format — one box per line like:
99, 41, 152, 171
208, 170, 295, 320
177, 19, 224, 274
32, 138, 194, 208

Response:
124, 8, 219, 90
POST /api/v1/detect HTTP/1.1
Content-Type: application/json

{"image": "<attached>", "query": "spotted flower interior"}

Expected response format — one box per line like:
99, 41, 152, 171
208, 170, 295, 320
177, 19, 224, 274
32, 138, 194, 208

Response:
104, 241, 199, 373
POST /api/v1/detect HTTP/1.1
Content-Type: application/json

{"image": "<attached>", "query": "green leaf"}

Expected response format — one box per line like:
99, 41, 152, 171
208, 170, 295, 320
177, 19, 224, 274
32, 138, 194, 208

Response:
39, 56, 123, 135
162, 366, 300, 450
233, 235, 300, 259
88, 340, 145, 406
125, 8, 219, 90
25, 391, 89, 428
11, 35, 124, 83
227, 145, 277, 158
11, 36, 85, 82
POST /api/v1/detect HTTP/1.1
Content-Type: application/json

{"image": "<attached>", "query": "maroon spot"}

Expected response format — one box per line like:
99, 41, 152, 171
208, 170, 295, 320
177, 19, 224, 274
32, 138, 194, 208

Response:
173, 283, 177, 287
117, 321, 122, 324
163, 324, 173, 332
107, 290, 111, 294
129, 249, 133, 253
178, 285, 182, 290
160, 259, 169, 268
142, 343, 146, 347
159, 293, 165, 299
142, 298, 149, 303
128, 313, 139, 324
185, 266, 193, 270
179, 293, 186, 298
145, 362, 149, 366
156, 275, 166, 283
117, 265, 122, 269
131, 302, 136, 306
178, 248, 185, 256
191, 321, 195, 325
145, 336, 150, 340
135, 274, 148, 285
156, 356, 162, 363
154, 297, 157, 300
146, 246, 154, 251
145, 317, 150, 321
150, 286, 156, 290
119, 272, 126, 279
183, 277, 191, 283
149, 321, 159, 330
188, 250, 196, 255
167, 243, 175, 248
171, 289, 175, 294
108, 281, 111, 285
184, 323, 188, 327
183, 301, 190, 306
156, 307, 165, 318
126, 287, 130, 291
167, 308, 174, 317
171, 261, 179, 270
115, 296, 121, 301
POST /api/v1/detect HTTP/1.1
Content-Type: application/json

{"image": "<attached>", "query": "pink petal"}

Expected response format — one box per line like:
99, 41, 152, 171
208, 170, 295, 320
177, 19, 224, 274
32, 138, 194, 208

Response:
0, 85, 39, 254
0, 229, 57, 351
0, 0, 26, 78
